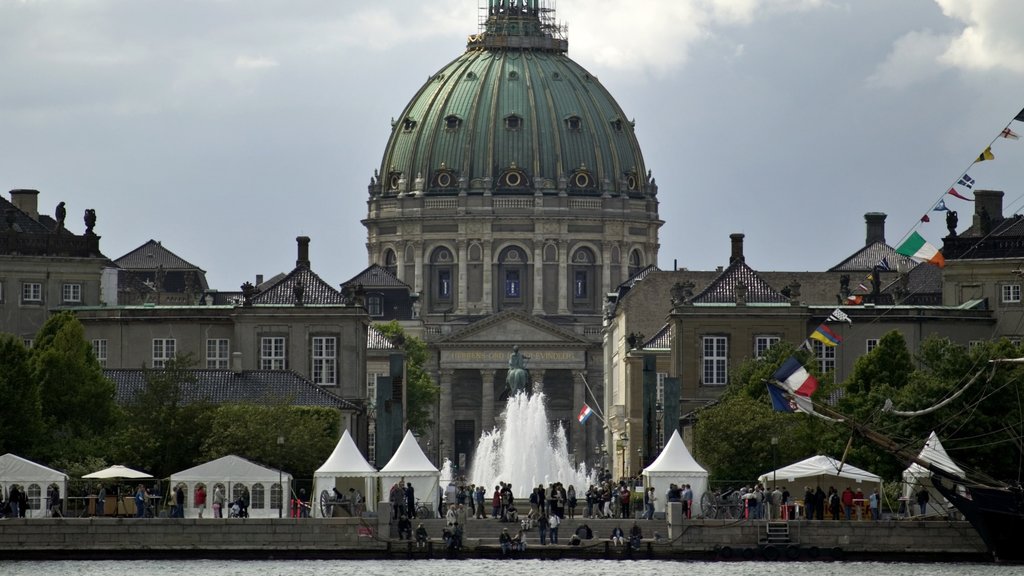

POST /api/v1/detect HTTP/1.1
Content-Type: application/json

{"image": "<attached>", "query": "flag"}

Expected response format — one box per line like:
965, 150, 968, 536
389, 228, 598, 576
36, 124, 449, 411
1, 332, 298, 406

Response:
948, 188, 973, 201
933, 200, 949, 212
1001, 127, 1020, 140
976, 146, 995, 162
896, 231, 946, 267
810, 323, 842, 347
877, 257, 891, 271
767, 383, 814, 414
1016, 108, 1024, 123
773, 356, 819, 397
846, 294, 863, 305
857, 283, 868, 292
920, 214, 930, 223
577, 404, 593, 424
958, 174, 975, 188
828, 308, 853, 324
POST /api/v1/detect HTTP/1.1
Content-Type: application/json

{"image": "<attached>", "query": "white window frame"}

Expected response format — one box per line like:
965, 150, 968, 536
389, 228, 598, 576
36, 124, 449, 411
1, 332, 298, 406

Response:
312, 336, 337, 385
701, 336, 728, 385
1002, 284, 1021, 304
261, 336, 286, 370
811, 340, 836, 373
92, 339, 108, 367
23, 338, 34, 349
206, 338, 230, 369
866, 338, 879, 354
62, 283, 82, 303
22, 282, 42, 303
754, 335, 780, 358
152, 338, 176, 368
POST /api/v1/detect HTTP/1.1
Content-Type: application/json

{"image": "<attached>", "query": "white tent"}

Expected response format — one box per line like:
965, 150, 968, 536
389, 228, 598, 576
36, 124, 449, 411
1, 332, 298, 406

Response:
379, 430, 440, 517
170, 455, 291, 519
758, 454, 882, 499
0, 454, 68, 518
642, 430, 709, 514
313, 429, 377, 517
902, 431, 965, 517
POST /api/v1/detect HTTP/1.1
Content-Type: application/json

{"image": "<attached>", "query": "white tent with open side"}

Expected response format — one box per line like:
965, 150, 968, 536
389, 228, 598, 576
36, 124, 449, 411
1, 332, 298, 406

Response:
642, 430, 709, 514
379, 430, 440, 518
902, 431, 965, 517
170, 455, 291, 519
313, 429, 377, 517
758, 454, 883, 499
0, 453, 68, 518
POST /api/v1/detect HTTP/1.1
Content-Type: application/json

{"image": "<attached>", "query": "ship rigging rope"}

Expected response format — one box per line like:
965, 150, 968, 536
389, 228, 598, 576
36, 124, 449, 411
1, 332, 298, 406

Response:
881, 364, 993, 417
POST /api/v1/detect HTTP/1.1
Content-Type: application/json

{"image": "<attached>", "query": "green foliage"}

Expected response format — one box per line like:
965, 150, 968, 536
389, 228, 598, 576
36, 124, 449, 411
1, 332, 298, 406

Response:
374, 321, 439, 435
845, 331, 913, 394
0, 335, 43, 455
29, 312, 118, 462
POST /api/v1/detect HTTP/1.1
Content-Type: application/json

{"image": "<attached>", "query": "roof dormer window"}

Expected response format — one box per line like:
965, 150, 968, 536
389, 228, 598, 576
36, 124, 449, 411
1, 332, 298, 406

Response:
402, 118, 417, 132
566, 115, 582, 132
505, 114, 522, 131
445, 115, 462, 131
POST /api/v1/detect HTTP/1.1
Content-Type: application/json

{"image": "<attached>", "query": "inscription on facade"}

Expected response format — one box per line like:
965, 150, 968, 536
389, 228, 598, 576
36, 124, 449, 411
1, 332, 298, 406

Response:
444, 349, 584, 365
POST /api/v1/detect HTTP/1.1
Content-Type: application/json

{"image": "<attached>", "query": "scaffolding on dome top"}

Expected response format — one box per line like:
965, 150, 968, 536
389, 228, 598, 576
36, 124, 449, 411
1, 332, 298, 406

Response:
477, 0, 567, 41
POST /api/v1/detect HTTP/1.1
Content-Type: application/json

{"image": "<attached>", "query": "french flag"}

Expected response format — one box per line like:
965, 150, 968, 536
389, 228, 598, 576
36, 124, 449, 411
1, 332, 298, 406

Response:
577, 404, 594, 424
772, 357, 819, 397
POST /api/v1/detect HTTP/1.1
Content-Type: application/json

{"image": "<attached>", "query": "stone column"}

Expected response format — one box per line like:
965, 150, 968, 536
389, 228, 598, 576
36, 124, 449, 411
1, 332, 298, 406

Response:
557, 239, 570, 314
602, 242, 613, 296
482, 240, 493, 313
532, 241, 544, 313
413, 241, 424, 294
394, 242, 406, 284
456, 240, 468, 315
482, 369, 498, 429
438, 369, 454, 464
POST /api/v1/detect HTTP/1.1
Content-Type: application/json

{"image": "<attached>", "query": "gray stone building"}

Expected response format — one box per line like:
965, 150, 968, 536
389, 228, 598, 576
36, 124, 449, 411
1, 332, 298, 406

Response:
362, 1, 661, 470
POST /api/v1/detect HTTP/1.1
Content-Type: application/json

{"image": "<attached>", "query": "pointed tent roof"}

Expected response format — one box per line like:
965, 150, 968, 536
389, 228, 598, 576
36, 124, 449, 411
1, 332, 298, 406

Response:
643, 430, 707, 474
0, 453, 68, 483
171, 455, 289, 483
379, 430, 438, 474
906, 431, 965, 479
758, 454, 881, 485
315, 430, 376, 477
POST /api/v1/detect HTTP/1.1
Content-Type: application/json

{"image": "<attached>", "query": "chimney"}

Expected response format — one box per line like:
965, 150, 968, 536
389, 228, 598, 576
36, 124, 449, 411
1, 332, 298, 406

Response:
256, 274, 264, 287
973, 190, 1004, 230
231, 351, 243, 375
729, 233, 745, 264
9, 189, 39, 220
865, 212, 886, 246
296, 236, 311, 268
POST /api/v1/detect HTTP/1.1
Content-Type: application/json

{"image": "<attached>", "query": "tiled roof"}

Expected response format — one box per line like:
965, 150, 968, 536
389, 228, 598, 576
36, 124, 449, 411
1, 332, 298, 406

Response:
829, 241, 918, 273
0, 195, 56, 234
104, 369, 360, 410
643, 323, 672, 349
115, 240, 205, 271
368, 326, 398, 350
693, 261, 789, 304
253, 266, 346, 305
343, 264, 410, 289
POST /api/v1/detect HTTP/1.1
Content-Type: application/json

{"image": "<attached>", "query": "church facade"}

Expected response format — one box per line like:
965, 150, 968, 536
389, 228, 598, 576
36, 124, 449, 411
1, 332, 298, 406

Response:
363, 0, 661, 471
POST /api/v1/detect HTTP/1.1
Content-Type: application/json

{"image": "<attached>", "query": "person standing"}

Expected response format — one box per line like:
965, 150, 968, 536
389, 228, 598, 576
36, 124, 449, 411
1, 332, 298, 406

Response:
134, 484, 148, 518
195, 485, 207, 519
405, 482, 416, 519
174, 485, 185, 518
643, 487, 656, 520
95, 484, 106, 518
8, 485, 21, 518
869, 488, 880, 521
916, 488, 930, 516
841, 486, 855, 520
537, 511, 549, 545
547, 510, 560, 544
213, 486, 225, 518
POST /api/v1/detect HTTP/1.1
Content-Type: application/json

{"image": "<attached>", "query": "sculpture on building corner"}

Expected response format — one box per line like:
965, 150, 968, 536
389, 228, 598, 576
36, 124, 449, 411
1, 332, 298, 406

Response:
946, 210, 958, 237
84, 208, 96, 235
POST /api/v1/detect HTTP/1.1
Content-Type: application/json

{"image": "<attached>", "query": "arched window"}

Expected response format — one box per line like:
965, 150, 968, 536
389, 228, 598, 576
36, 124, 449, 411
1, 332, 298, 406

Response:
571, 247, 598, 312
628, 249, 644, 278
430, 246, 455, 312
251, 483, 265, 509
383, 249, 397, 276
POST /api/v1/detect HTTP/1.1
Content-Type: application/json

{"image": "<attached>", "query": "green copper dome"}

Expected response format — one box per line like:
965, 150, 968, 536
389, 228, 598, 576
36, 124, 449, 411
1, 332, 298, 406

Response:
372, 0, 654, 198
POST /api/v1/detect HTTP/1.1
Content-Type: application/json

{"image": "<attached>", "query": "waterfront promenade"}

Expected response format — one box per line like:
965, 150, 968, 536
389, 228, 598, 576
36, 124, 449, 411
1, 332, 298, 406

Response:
0, 512, 988, 562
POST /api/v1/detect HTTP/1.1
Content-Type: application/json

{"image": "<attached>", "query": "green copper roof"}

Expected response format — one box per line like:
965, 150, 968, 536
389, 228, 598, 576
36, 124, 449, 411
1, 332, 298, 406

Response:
373, 3, 652, 199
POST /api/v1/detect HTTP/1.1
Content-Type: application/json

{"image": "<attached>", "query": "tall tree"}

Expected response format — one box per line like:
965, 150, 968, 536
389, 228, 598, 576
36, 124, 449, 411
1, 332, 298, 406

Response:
373, 321, 439, 435
0, 335, 43, 456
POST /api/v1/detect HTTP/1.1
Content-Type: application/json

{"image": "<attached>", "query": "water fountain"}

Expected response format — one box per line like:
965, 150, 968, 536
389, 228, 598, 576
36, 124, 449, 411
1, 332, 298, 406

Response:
469, 390, 595, 498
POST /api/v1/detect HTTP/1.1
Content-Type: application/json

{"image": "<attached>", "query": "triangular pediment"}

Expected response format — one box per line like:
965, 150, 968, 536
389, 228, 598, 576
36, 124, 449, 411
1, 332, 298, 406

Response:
437, 310, 589, 346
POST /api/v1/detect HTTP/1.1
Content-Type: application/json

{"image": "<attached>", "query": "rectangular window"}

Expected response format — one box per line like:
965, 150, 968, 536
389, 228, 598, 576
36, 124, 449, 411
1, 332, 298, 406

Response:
505, 270, 520, 297
261, 336, 286, 370
438, 270, 451, 299
312, 336, 337, 385
866, 338, 879, 354
367, 372, 382, 402
152, 338, 176, 368
811, 340, 836, 373
92, 339, 108, 367
206, 338, 230, 369
754, 335, 780, 358
969, 340, 985, 351
702, 336, 728, 385
574, 271, 587, 298
367, 295, 383, 317
22, 282, 42, 303
62, 283, 82, 303
1002, 284, 1021, 304
23, 338, 34, 349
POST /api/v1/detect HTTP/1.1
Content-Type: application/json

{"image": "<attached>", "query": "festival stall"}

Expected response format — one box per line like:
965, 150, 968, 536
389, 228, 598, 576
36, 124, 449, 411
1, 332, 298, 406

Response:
313, 429, 377, 517
170, 455, 291, 518
902, 431, 965, 517
0, 453, 68, 518
378, 430, 440, 517
642, 430, 709, 514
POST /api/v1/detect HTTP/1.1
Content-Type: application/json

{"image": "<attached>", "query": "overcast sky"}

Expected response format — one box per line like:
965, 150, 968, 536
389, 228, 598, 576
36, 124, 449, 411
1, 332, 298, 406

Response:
2, 0, 1023, 290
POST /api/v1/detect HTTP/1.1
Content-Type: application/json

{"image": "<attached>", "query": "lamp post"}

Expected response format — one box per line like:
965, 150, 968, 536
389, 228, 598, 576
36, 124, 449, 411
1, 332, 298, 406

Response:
771, 436, 778, 488
277, 435, 285, 519
618, 432, 629, 478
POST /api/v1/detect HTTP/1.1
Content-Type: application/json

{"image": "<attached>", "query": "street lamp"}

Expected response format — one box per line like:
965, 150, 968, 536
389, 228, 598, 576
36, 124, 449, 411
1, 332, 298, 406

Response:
770, 436, 778, 488
618, 432, 629, 478
277, 435, 285, 518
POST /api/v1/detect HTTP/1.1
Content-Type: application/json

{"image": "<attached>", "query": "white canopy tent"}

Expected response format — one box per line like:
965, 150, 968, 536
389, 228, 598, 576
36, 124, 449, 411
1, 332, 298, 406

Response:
0, 453, 68, 518
758, 454, 883, 498
313, 429, 377, 517
642, 430, 709, 514
170, 455, 291, 519
379, 431, 440, 517
902, 431, 965, 517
